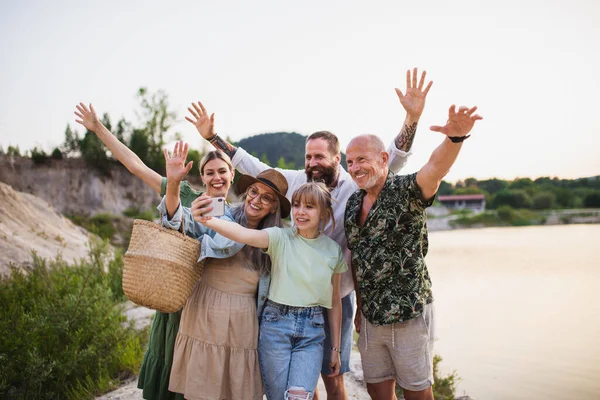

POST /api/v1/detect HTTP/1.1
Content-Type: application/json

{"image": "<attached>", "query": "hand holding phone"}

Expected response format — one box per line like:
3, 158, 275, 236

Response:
203, 197, 225, 217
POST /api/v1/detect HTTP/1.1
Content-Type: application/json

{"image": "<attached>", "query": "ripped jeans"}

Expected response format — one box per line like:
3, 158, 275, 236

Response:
258, 300, 325, 400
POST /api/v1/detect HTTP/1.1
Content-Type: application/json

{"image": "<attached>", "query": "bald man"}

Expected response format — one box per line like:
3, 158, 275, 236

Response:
345, 105, 482, 400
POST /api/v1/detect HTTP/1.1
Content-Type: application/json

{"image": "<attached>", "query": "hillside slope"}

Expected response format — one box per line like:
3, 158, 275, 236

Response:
0, 182, 92, 276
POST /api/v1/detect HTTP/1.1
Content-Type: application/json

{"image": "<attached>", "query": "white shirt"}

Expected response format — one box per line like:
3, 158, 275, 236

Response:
231, 142, 410, 297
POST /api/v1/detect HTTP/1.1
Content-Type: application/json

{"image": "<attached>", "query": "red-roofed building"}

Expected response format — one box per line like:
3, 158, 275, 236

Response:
437, 194, 486, 212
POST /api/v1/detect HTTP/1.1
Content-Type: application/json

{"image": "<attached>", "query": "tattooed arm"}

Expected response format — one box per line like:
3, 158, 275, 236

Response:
185, 101, 238, 159
393, 67, 433, 152
207, 134, 237, 159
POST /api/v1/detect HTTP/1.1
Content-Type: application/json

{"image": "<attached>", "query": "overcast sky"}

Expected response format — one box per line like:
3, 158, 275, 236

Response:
1, 0, 598, 182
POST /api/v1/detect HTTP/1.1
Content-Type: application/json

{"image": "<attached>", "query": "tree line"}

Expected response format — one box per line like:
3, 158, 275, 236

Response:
1, 88, 206, 177
1, 87, 598, 210
437, 176, 600, 209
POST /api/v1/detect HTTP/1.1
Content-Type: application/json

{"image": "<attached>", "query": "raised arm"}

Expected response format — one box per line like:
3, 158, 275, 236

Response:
186, 101, 303, 181
74, 103, 163, 193
194, 215, 269, 249
417, 105, 483, 200
393, 68, 433, 152
186, 101, 238, 159
163, 141, 194, 218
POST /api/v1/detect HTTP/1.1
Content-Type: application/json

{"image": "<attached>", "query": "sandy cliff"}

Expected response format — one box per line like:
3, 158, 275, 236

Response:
0, 182, 92, 275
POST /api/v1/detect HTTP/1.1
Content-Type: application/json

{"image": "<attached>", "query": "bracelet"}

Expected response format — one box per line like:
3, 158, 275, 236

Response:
331, 346, 341, 353
208, 133, 218, 142
448, 135, 470, 143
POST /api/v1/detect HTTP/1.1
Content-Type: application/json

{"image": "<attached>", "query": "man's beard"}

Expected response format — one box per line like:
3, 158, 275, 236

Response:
305, 164, 337, 187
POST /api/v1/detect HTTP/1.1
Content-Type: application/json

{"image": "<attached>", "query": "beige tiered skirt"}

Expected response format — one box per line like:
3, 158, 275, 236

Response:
168, 251, 262, 400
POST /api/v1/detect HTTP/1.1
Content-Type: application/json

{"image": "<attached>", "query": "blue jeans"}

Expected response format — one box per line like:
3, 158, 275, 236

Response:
258, 300, 326, 400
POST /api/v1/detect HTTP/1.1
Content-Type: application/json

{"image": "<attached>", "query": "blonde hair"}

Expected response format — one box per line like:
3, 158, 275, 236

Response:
291, 182, 335, 233
199, 150, 233, 175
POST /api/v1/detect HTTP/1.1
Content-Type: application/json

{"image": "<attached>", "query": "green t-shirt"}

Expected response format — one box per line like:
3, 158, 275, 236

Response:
264, 227, 347, 309
160, 178, 203, 208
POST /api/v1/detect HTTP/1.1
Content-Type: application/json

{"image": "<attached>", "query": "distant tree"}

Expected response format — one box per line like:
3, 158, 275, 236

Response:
492, 189, 532, 209
454, 186, 485, 195
464, 177, 478, 187
237, 132, 307, 169
51, 147, 63, 160
129, 129, 151, 166
509, 177, 534, 190
437, 180, 453, 195
187, 148, 203, 177
30, 146, 49, 165
532, 192, 556, 210
584, 192, 600, 208
101, 113, 112, 132
113, 118, 130, 143
7, 145, 21, 156
80, 130, 110, 173
276, 157, 295, 170
478, 178, 508, 195
135, 87, 177, 173
62, 124, 81, 156
0, 146, 4, 155
554, 188, 576, 208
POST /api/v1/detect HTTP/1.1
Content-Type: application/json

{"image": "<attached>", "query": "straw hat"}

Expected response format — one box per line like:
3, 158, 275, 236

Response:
236, 169, 291, 218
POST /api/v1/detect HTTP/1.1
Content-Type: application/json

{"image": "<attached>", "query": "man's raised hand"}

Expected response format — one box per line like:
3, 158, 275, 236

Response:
186, 101, 215, 140
395, 68, 433, 119
430, 105, 483, 138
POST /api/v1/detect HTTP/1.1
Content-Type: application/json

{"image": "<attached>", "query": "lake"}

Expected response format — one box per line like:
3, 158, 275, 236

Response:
428, 224, 600, 400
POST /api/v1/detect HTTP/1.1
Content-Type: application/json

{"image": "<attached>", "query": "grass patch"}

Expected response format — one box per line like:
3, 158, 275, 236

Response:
123, 206, 158, 222
0, 239, 148, 399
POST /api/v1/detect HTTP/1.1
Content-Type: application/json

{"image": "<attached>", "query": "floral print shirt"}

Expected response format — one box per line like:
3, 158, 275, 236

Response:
345, 172, 434, 326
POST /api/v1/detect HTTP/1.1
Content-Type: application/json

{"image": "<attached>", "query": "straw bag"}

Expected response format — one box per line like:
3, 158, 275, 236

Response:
122, 219, 203, 313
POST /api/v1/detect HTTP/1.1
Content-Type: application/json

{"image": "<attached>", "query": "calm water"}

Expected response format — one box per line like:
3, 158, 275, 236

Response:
427, 225, 600, 400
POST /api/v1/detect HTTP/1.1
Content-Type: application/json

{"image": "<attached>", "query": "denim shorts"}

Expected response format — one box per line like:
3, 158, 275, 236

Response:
322, 291, 355, 374
258, 300, 326, 400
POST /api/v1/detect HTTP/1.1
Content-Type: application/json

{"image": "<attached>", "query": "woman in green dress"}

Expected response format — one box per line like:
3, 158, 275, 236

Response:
74, 104, 235, 400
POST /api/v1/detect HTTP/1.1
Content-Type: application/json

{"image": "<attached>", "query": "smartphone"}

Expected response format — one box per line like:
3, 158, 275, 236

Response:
204, 197, 225, 217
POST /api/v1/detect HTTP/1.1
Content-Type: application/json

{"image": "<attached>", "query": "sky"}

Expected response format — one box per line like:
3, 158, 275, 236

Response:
1, 0, 599, 182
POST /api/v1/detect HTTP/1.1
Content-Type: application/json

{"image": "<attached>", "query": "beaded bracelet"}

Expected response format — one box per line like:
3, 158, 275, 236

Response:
331, 346, 341, 353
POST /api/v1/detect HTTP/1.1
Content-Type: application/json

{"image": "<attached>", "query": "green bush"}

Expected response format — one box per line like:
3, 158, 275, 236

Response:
497, 205, 514, 221
51, 147, 64, 160
123, 207, 158, 221
532, 192, 556, 210
30, 147, 49, 165
0, 240, 145, 399
584, 192, 600, 208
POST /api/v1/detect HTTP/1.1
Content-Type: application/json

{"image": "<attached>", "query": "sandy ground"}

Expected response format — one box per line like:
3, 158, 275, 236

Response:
99, 304, 371, 400
97, 351, 369, 400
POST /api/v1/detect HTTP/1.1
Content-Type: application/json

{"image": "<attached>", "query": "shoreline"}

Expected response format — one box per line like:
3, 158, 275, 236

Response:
426, 208, 600, 232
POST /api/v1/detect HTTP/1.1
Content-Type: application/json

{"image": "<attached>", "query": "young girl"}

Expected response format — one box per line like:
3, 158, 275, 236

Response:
198, 178, 346, 400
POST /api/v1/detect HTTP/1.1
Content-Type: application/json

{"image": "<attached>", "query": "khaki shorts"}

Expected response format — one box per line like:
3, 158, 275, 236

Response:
357, 302, 435, 391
